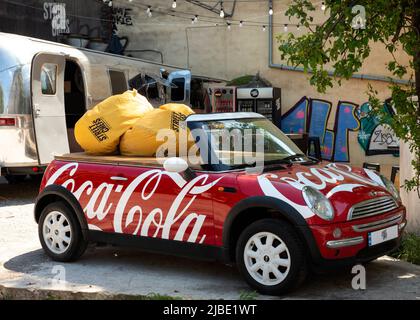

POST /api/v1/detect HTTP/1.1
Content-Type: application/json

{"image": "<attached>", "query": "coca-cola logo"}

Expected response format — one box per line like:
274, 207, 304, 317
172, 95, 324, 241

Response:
257, 163, 382, 219
46, 163, 223, 244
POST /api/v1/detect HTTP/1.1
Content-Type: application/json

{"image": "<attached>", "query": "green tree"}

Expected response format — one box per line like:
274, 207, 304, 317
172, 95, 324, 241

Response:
278, 0, 420, 193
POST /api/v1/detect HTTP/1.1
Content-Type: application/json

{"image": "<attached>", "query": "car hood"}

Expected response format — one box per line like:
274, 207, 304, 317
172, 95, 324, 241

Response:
237, 162, 398, 224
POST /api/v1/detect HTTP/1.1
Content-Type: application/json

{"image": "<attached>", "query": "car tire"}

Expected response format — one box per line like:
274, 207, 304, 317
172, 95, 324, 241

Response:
38, 201, 88, 262
236, 218, 308, 295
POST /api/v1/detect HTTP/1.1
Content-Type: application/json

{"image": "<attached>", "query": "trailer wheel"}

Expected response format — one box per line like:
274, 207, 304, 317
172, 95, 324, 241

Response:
236, 219, 308, 295
38, 201, 88, 262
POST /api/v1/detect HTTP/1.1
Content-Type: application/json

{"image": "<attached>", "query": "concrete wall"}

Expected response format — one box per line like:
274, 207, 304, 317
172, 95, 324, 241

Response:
113, 0, 418, 228
400, 140, 420, 233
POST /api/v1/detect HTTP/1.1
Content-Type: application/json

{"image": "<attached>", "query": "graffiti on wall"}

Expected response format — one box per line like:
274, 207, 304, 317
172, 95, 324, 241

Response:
356, 101, 399, 155
281, 97, 399, 162
113, 7, 133, 26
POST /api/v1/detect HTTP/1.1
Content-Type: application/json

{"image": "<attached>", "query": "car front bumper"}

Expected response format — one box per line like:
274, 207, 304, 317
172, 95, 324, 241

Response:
298, 208, 406, 268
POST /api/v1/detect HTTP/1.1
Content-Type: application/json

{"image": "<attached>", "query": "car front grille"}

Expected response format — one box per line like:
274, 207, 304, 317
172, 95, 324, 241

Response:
348, 196, 398, 220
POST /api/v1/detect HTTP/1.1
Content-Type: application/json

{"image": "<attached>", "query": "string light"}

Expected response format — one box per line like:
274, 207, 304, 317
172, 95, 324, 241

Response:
239, 20, 243, 27
269, 6, 273, 15
220, 2, 225, 18
148, 9, 153, 18
262, 25, 266, 32
283, 24, 288, 32
191, 18, 195, 24
172, 0, 177, 9
321, 2, 326, 11
108, 0, 112, 7
7, 0, 320, 31
227, 22, 231, 30
194, 15, 198, 22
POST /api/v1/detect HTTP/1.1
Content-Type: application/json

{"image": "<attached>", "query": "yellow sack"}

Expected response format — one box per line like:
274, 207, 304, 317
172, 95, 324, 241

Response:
159, 103, 194, 115
75, 89, 153, 154
120, 104, 195, 156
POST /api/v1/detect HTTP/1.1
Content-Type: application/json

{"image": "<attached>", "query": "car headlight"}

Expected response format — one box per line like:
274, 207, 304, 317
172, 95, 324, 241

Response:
302, 186, 335, 221
380, 174, 400, 201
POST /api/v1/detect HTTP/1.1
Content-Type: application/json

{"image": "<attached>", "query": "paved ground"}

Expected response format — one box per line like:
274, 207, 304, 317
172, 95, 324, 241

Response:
0, 177, 419, 300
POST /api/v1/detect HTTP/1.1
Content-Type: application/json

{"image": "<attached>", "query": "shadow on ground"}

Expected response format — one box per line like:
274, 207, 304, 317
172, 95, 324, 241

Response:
4, 244, 419, 299
0, 177, 40, 207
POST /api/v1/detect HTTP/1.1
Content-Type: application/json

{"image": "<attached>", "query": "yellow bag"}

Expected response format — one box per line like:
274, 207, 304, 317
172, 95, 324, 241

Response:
75, 89, 153, 154
120, 104, 195, 156
159, 103, 194, 115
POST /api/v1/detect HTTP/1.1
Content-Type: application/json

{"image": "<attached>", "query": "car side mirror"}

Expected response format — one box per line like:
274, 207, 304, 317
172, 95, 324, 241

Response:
163, 157, 196, 181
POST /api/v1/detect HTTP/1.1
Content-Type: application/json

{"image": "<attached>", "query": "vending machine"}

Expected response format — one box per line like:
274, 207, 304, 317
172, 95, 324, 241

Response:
236, 87, 282, 128
210, 86, 236, 113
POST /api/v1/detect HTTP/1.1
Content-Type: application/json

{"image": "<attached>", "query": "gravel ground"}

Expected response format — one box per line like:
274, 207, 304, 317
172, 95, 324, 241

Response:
0, 177, 419, 300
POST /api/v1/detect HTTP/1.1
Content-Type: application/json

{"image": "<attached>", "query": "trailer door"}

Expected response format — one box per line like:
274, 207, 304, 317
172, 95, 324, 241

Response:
31, 53, 69, 165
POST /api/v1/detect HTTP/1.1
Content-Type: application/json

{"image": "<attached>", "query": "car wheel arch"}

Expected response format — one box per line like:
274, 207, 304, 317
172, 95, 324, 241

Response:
222, 196, 311, 262
34, 185, 89, 240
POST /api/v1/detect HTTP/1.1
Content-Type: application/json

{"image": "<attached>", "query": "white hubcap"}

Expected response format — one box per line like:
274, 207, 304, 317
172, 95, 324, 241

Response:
244, 232, 291, 286
43, 211, 72, 254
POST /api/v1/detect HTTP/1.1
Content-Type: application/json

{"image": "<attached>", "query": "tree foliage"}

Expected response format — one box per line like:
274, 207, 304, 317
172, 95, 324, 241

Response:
278, 0, 420, 193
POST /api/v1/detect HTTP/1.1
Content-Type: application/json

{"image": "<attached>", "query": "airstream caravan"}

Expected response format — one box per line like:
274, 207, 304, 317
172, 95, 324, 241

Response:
0, 32, 193, 182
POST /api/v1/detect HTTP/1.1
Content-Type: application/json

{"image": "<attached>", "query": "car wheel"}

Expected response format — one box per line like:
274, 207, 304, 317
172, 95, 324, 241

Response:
38, 201, 87, 262
236, 219, 308, 295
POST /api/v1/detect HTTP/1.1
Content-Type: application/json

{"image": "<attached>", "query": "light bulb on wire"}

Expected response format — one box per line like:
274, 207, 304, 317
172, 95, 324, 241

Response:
172, 0, 177, 9
146, 6, 151, 14
108, 0, 112, 7
194, 15, 198, 22
269, 7, 273, 15
283, 24, 288, 32
227, 22, 231, 30
220, 2, 225, 18
321, 2, 326, 11
263, 25, 266, 32
297, 24, 300, 31
239, 20, 243, 27
191, 18, 195, 24
148, 9, 153, 18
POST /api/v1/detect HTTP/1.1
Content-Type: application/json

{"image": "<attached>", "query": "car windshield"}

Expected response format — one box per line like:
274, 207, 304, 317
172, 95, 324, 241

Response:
195, 117, 309, 170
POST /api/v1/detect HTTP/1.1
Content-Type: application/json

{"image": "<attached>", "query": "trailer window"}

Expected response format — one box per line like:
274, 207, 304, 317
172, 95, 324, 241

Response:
41, 64, 57, 95
171, 77, 185, 101
109, 70, 127, 95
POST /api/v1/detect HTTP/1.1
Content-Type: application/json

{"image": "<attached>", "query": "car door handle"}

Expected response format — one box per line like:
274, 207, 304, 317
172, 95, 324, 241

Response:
110, 176, 128, 181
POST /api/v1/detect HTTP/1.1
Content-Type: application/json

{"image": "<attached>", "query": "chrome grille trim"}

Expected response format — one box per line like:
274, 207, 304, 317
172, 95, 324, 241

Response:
348, 196, 398, 220
352, 213, 403, 232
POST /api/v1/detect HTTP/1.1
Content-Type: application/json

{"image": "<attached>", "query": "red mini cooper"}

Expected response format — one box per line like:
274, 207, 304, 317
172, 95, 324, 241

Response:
35, 113, 406, 295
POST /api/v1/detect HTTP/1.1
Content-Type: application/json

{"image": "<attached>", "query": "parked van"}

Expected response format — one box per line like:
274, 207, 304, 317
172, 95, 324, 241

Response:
0, 32, 195, 182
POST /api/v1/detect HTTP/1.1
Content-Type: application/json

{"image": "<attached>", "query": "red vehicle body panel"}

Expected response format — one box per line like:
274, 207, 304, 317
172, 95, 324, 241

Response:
39, 159, 406, 262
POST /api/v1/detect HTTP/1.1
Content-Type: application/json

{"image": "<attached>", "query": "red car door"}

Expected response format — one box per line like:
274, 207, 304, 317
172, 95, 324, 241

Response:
106, 165, 221, 246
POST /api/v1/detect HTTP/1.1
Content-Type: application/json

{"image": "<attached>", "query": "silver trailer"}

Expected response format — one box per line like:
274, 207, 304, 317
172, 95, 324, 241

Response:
0, 32, 192, 182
